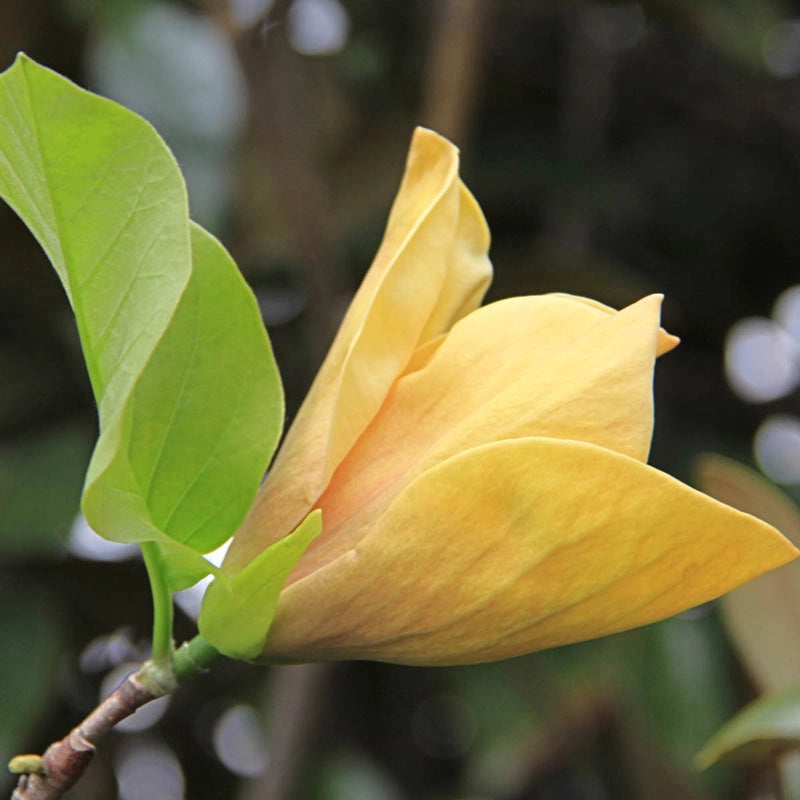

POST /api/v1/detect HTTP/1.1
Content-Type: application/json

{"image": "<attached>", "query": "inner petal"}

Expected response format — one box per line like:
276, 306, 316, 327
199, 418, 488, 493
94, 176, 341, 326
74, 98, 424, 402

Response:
289, 292, 664, 583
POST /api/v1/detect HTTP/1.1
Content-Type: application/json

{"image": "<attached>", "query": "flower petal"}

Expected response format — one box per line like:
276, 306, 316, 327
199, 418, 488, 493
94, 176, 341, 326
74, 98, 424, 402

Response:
292, 293, 666, 580
225, 128, 491, 573
261, 437, 797, 665
552, 293, 679, 356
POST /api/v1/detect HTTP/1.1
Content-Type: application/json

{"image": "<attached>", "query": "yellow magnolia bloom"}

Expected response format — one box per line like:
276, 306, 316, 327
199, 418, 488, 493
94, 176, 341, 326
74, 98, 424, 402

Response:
221, 128, 797, 666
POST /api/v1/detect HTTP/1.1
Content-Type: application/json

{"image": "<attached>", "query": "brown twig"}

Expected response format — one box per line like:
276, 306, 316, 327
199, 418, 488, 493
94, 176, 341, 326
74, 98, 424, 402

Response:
8, 665, 170, 800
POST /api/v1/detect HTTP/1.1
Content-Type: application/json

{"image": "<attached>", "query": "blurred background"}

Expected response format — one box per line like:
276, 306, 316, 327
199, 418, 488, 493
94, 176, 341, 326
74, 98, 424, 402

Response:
5, 0, 800, 797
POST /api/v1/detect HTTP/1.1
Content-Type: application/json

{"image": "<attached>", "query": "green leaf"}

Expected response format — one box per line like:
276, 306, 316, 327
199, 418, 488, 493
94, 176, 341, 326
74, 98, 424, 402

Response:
83, 222, 283, 553
199, 510, 322, 660
0, 53, 189, 409
697, 683, 800, 768
0, 55, 283, 569
156, 539, 224, 593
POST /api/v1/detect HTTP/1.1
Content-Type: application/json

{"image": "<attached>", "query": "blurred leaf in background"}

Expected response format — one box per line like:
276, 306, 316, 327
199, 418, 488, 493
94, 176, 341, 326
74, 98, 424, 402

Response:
697, 455, 800, 695
84, 1, 248, 231
0, 582, 62, 795
0, 424, 91, 557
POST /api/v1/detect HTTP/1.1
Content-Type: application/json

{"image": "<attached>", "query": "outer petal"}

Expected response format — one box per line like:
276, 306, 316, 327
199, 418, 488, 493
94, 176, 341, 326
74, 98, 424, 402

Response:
225, 128, 491, 573
261, 438, 797, 666
552, 293, 679, 356
291, 293, 665, 581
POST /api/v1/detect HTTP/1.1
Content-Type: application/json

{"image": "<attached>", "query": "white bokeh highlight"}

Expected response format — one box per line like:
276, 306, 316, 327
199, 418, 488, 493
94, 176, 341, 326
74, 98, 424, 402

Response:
228, 0, 274, 28
173, 538, 232, 621
773, 284, 800, 341
86, 2, 247, 229
754, 414, 800, 484
116, 740, 185, 800
213, 704, 268, 776
764, 20, 800, 78
287, 0, 350, 56
68, 513, 140, 562
725, 317, 800, 403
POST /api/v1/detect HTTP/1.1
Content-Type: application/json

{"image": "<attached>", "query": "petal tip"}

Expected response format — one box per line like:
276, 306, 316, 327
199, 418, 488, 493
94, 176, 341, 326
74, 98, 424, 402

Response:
407, 128, 461, 179
644, 294, 680, 355
659, 332, 681, 354
412, 125, 460, 154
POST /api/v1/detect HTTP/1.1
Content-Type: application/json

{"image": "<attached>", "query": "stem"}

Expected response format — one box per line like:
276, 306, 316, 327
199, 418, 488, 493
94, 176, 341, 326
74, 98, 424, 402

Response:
140, 542, 173, 661
8, 636, 219, 800
172, 635, 220, 682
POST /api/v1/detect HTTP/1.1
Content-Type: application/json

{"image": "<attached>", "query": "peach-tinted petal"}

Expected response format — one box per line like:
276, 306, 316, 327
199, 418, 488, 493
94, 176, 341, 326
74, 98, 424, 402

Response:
225, 128, 491, 573
401, 333, 448, 376
291, 294, 664, 581
325, 176, 489, 484
417, 182, 492, 342
261, 438, 797, 666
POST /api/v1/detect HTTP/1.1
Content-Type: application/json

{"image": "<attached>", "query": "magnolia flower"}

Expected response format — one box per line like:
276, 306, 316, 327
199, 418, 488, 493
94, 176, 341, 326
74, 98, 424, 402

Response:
214, 128, 796, 666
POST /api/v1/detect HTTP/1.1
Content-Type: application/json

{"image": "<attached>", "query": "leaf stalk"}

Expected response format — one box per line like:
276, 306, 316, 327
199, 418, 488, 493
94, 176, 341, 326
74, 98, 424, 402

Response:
140, 541, 174, 661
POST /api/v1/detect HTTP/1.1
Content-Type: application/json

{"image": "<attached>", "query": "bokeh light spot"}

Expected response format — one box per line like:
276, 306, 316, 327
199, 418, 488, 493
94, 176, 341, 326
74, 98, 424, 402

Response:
754, 414, 800, 484
724, 317, 800, 402
764, 20, 800, 77
228, 0, 274, 29
116, 740, 184, 800
287, 0, 350, 56
773, 284, 800, 341
213, 703, 269, 776
173, 538, 231, 620
68, 513, 140, 562
80, 629, 141, 674
174, 575, 214, 621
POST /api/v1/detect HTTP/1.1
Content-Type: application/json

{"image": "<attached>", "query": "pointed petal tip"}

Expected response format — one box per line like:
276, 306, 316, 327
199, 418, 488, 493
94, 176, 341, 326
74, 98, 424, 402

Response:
407, 128, 461, 181
768, 521, 800, 561
659, 332, 681, 354
643, 295, 680, 355
265, 438, 800, 666
412, 125, 460, 153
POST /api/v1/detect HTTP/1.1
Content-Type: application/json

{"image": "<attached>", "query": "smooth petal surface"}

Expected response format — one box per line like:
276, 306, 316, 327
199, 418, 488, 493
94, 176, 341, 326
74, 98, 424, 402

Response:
261, 438, 797, 666
226, 128, 492, 573
550, 293, 680, 356
291, 293, 665, 581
